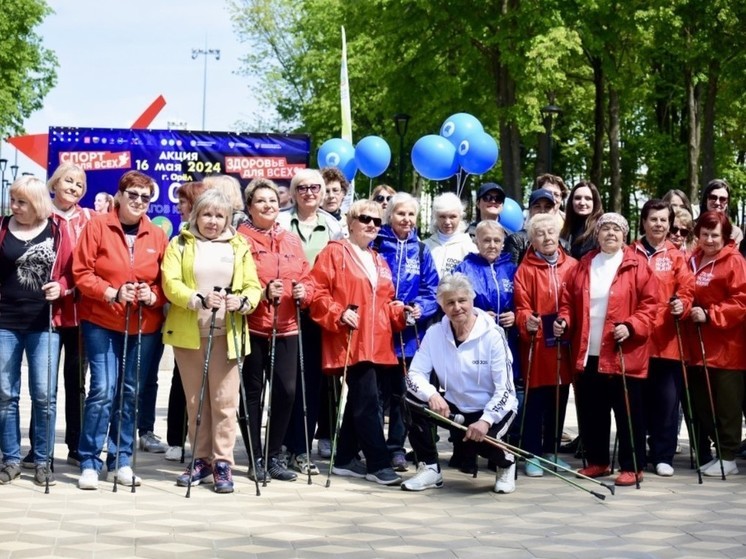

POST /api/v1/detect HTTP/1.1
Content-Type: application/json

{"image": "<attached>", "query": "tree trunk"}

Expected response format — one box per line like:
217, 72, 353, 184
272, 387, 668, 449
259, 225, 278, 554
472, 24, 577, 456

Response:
701, 59, 720, 187
591, 56, 604, 191
685, 68, 702, 204
607, 87, 622, 213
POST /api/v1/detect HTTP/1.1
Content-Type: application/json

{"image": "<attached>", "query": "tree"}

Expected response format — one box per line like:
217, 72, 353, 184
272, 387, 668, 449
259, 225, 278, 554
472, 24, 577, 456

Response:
0, 0, 57, 138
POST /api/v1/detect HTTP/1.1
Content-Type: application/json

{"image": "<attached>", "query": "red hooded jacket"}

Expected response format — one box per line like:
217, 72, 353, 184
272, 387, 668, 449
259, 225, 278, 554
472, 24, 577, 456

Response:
308, 240, 406, 375
558, 246, 660, 378
51, 205, 93, 327
514, 247, 577, 388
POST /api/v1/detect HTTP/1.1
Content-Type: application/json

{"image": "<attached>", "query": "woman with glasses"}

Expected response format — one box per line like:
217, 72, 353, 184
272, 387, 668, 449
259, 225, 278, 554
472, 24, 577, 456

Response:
698, 179, 743, 244
73, 170, 168, 490
309, 199, 410, 485
467, 183, 505, 241
632, 200, 694, 477
371, 184, 397, 213
277, 168, 343, 474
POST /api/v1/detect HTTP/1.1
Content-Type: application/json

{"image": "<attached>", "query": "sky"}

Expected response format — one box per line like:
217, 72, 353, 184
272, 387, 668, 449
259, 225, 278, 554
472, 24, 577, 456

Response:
1, 0, 261, 175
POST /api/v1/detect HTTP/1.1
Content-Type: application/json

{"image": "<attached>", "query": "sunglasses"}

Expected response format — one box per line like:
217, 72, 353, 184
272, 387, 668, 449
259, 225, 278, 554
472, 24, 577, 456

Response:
124, 190, 152, 204
374, 194, 392, 203
480, 194, 504, 204
357, 214, 382, 227
708, 194, 728, 204
670, 226, 690, 236
297, 183, 321, 194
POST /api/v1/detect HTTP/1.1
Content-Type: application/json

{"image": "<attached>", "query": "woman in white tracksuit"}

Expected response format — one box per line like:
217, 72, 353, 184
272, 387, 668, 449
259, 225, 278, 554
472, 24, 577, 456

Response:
423, 193, 477, 277
402, 272, 518, 494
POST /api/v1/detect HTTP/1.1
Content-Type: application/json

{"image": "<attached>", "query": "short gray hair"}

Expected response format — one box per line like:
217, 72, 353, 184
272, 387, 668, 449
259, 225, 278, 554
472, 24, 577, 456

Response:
429, 192, 465, 235
475, 219, 506, 239
436, 272, 476, 306
188, 189, 233, 232
526, 213, 561, 243
384, 192, 420, 225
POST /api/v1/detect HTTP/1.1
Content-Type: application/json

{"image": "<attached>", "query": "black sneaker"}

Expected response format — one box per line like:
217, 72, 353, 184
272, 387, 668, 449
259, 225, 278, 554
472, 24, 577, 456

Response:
34, 464, 56, 487
213, 460, 234, 493
249, 458, 270, 483
21, 450, 34, 470
268, 456, 297, 482
67, 450, 82, 467
365, 467, 402, 486
0, 462, 21, 484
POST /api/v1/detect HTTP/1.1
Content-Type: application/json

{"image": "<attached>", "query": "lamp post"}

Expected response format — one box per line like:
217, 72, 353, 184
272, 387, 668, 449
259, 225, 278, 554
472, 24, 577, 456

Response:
0, 159, 6, 216
191, 46, 220, 130
393, 113, 410, 190
540, 99, 562, 173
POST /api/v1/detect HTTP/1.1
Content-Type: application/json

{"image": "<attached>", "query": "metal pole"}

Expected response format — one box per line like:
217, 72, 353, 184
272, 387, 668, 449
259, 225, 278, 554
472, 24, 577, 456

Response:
191, 47, 220, 131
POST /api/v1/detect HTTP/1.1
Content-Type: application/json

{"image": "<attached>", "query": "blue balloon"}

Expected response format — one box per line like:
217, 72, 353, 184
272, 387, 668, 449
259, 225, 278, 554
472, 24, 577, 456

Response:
317, 138, 357, 181
498, 197, 524, 234
457, 132, 499, 175
440, 113, 484, 148
354, 136, 391, 178
411, 135, 459, 181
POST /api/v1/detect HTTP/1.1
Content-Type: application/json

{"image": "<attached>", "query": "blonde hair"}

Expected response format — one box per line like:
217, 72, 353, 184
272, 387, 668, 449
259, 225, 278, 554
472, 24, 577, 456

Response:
10, 176, 52, 223
203, 174, 244, 211
188, 190, 233, 232
244, 177, 280, 206
47, 164, 87, 196
346, 199, 381, 227
290, 168, 326, 200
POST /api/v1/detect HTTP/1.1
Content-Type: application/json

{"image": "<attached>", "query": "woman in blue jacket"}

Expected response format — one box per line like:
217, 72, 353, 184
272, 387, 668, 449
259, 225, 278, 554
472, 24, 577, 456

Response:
454, 220, 520, 471
373, 192, 439, 472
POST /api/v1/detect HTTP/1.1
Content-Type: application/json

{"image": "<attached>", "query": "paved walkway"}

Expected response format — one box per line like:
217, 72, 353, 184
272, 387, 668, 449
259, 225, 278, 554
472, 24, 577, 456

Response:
3, 351, 746, 559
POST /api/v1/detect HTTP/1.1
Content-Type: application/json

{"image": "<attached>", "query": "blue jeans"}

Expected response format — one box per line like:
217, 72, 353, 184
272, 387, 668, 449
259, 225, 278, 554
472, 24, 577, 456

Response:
0, 328, 60, 464
79, 321, 160, 473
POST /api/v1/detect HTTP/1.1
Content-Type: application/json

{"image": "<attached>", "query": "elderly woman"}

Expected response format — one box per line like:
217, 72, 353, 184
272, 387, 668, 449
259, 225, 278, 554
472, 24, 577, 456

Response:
277, 168, 343, 471
373, 192, 439, 471
203, 174, 249, 228
320, 166, 349, 223
73, 170, 168, 490
631, 200, 694, 477
553, 213, 658, 487
698, 179, 743, 244
236, 178, 313, 481
309, 199, 408, 485
402, 273, 518, 493
371, 184, 397, 213
0, 176, 73, 486
513, 214, 577, 477
423, 192, 476, 277
559, 181, 604, 259
670, 208, 695, 254
162, 189, 261, 493
686, 211, 746, 477
21, 164, 92, 471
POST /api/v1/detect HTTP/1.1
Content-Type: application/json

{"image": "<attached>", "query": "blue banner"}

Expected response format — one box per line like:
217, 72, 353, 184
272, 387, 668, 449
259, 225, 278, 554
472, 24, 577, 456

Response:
47, 127, 311, 237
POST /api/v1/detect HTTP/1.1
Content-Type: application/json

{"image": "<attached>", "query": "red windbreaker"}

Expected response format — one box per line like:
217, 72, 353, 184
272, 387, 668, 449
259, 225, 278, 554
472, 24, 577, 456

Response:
685, 243, 746, 370
52, 205, 93, 327
632, 239, 694, 361
514, 247, 577, 388
308, 240, 406, 375
237, 222, 314, 337
558, 246, 660, 378
73, 211, 168, 335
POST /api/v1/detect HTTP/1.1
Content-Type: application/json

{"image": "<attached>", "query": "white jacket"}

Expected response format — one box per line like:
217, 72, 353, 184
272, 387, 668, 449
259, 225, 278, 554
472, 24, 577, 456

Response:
406, 308, 517, 426
423, 232, 477, 278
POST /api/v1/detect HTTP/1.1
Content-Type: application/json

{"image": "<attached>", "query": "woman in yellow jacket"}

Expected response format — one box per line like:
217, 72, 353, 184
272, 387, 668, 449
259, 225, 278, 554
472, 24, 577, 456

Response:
161, 190, 261, 493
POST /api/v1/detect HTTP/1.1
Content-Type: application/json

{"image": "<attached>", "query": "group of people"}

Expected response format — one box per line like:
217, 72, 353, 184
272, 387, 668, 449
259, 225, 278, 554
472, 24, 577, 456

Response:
1, 163, 744, 497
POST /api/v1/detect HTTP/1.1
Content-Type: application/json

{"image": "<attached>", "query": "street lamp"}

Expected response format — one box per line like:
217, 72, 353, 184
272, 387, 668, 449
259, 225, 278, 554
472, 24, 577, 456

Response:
393, 113, 410, 190
0, 159, 6, 216
540, 99, 562, 173
191, 46, 221, 130
10, 164, 18, 181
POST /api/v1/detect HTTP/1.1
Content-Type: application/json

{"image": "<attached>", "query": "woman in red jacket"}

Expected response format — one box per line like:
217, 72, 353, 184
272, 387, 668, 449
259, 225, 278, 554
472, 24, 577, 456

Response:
73, 170, 168, 490
687, 211, 746, 477
554, 213, 659, 487
632, 199, 694, 477
237, 178, 314, 482
309, 199, 409, 486
514, 213, 577, 477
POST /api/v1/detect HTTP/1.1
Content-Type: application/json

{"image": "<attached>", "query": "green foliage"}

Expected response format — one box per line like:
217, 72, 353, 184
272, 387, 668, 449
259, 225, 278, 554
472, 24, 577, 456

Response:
0, 0, 57, 137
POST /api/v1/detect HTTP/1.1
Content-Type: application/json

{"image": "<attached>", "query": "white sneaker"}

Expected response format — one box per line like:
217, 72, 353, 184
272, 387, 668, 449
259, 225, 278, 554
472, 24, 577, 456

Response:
494, 462, 516, 494
317, 439, 332, 458
401, 463, 443, 491
165, 446, 183, 461
139, 432, 167, 453
107, 466, 142, 486
655, 463, 674, 477
702, 459, 738, 477
78, 468, 99, 490
698, 458, 718, 472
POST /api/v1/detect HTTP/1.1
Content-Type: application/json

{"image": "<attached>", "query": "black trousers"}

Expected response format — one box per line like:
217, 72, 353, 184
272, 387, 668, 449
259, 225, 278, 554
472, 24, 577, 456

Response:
522, 384, 570, 456
644, 357, 682, 465
166, 364, 187, 447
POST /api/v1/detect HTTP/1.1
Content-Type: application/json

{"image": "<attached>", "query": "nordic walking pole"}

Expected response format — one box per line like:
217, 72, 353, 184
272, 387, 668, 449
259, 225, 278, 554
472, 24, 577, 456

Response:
326, 304, 358, 489
45, 301, 53, 494
517, 312, 540, 478
610, 434, 618, 474
293, 281, 313, 485
131, 300, 143, 493
671, 295, 702, 483
186, 287, 221, 498
405, 398, 613, 499
226, 288, 261, 496
262, 284, 280, 487
695, 322, 726, 480
113, 287, 133, 493
617, 337, 640, 489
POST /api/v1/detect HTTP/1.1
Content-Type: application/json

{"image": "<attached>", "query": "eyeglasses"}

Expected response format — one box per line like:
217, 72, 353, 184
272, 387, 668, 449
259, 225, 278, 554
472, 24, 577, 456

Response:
708, 194, 728, 204
124, 190, 151, 204
297, 183, 321, 194
357, 214, 382, 227
480, 194, 504, 204
374, 194, 392, 203
670, 226, 690, 236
